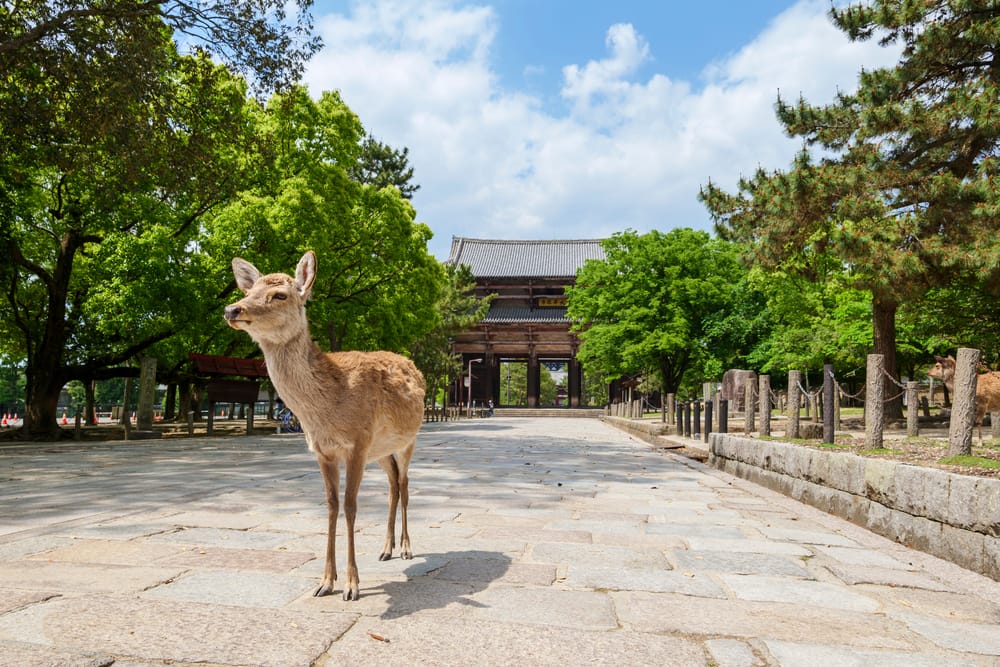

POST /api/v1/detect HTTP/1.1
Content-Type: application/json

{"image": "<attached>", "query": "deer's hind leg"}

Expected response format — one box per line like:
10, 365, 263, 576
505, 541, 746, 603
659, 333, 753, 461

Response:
377, 440, 415, 561
377, 455, 400, 561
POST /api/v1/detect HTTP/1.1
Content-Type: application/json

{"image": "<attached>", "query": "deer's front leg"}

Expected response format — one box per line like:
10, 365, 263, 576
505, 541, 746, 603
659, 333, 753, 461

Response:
314, 456, 339, 597
343, 456, 365, 601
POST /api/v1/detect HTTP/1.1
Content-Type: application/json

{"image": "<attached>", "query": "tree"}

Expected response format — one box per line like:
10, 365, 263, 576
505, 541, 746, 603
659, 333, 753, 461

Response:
700, 1, 1000, 417
566, 229, 746, 396
0, 1, 320, 94
411, 264, 493, 409
0, 2, 316, 439
202, 87, 443, 356
350, 136, 421, 200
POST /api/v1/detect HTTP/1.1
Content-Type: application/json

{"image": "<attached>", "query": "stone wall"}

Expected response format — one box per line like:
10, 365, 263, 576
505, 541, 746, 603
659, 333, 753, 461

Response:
602, 416, 673, 447
708, 434, 1000, 581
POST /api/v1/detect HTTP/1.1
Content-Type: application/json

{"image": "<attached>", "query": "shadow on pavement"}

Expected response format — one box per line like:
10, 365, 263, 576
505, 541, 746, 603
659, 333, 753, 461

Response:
376, 550, 511, 620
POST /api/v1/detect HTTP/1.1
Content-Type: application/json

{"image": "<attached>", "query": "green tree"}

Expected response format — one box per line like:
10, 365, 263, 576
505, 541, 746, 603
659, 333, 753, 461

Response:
350, 135, 421, 200
0, 1, 319, 94
0, 2, 316, 439
411, 264, 493, 408
566, 229, 746, 396
700, 1, 1000, 417
203, 87, 443, 356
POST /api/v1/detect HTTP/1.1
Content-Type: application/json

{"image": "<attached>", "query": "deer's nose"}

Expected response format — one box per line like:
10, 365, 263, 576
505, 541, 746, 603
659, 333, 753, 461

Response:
224, 305, 243, 321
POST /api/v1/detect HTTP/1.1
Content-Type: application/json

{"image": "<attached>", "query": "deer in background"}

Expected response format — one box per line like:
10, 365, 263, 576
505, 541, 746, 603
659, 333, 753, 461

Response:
224, 251, 425, 600
928, 355, 1000, 442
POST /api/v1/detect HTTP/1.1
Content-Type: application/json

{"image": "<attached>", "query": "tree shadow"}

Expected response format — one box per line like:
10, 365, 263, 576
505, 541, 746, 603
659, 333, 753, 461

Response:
374, 550, 511, 620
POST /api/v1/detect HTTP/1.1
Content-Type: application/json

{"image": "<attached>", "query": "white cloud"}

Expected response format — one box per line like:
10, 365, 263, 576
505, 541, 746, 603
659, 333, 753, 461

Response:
302, 0, 901, 259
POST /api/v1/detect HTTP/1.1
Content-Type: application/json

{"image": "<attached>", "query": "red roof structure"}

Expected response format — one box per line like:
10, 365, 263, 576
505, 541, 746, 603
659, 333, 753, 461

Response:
189, 353, 268, 378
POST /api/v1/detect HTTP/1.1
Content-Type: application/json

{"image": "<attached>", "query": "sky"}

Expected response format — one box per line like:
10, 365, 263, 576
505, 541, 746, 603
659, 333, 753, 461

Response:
302, 0, 902, 260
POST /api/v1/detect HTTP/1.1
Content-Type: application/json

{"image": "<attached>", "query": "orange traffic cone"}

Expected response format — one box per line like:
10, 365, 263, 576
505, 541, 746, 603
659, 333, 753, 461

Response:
61, 411, 67, 424
2, 414, 7, 427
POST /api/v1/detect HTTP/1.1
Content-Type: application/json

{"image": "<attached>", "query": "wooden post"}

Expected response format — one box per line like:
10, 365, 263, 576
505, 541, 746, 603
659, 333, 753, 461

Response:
992, 412, 1000, 440
948, 347, 980, 457
822, 364, 834, 444
667, 393, 675, 425
906, 381, 919, 437
744, 380, 754, 435
865, 354, 885, 449
787, 370, 801, 439
759, 374, 771, 437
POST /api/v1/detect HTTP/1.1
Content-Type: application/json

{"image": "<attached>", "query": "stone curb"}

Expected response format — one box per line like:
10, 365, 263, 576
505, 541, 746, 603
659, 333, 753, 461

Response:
708, 434, 1000, 581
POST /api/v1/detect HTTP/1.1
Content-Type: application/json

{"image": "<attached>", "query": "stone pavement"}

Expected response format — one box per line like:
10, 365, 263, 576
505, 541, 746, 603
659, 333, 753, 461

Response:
1, 418, 999, 667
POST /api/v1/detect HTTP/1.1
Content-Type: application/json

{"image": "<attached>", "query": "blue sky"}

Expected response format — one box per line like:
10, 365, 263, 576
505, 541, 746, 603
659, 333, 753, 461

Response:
305, 1, 901, 259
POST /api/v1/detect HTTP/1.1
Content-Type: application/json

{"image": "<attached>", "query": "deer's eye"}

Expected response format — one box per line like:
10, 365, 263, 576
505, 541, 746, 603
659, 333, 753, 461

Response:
272, 292, 287, 301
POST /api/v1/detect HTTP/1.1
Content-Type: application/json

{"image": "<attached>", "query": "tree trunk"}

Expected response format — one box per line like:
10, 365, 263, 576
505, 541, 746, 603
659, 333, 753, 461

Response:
872, 289, 903, 419
164, 383, 177, 421
85, 380, 97, 426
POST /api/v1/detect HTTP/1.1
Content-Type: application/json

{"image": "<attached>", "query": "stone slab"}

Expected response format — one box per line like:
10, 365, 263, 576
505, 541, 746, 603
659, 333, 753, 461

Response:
826, 564, 954, 591
470, 587, 617, 631
320, 614, 707, 666
565, 564, 726, 597
719, 573, 880, 612
671, 550, 812, 578
764, 639, 978, 666
0, 560, 181, 594
684, 537, 811, 556
0, 640, 115, 667
433, 558, 555, 586
706, 638, 760, 667
156, 545, 315, 572
0, 596, 354, 667
892, 610, 1000, 655
529, 542, 669, 569
143, 570, 316, 608
26, 539, 185, 566
149, 526, 293, 549
612, 591, 920, 649
645, 522, 745, 539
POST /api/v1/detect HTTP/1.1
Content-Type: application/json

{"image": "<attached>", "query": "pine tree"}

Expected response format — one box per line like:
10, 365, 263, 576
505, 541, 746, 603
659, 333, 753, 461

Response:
700, 0, 1000, 417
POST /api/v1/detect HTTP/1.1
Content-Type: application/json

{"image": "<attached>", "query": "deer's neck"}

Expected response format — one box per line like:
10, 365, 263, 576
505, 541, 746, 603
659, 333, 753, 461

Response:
258, 330, 336, 411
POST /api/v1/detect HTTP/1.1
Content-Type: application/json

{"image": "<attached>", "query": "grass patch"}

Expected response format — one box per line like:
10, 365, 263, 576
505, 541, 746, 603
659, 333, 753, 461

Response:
858, 447, 904, 456
939, 455, 1000, 469
818, 442, 850, 450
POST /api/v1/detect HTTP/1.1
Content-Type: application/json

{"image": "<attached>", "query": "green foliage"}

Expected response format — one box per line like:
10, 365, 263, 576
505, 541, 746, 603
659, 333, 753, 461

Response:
412, 264, 494, 405
350, 135, 421, 200
566, 228, 748, 395
700, 1, 1000, 402
203, 87, 443, 356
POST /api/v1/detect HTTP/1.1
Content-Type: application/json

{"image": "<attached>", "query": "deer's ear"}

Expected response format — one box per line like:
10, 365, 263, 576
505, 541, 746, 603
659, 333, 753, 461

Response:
232, 258, 261, 293
295, 251, 317, 299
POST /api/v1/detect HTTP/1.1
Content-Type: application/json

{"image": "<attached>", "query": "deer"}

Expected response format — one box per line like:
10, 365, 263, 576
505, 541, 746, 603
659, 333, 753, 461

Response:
927, 354, 1000, 442
224, 251, 425, 600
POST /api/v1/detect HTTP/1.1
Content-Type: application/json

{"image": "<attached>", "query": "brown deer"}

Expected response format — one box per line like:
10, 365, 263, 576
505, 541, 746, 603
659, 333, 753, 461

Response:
928, 354, 1000, 442
224, 251, 425, 600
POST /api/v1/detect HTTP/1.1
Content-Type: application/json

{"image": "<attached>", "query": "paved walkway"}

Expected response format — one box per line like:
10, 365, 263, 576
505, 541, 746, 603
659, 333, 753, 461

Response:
1, 418, 999, 666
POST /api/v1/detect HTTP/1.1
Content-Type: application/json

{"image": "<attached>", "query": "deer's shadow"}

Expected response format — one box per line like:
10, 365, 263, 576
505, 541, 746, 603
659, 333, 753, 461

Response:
373, 550, 511, 620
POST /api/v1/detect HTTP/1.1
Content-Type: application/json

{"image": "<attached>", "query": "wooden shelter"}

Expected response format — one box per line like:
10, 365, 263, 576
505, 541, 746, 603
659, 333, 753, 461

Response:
447, 237, 606, 409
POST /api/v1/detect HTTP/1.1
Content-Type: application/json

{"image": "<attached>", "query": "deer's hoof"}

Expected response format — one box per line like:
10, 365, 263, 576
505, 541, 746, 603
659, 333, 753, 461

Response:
378, 552, 392, 561
401, 549, 413, 560
314, 583, 335, 597
343, 586, 360, 601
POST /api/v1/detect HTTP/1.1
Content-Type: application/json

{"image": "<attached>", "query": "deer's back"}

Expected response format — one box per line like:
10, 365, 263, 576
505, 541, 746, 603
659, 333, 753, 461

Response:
295, 350, 424, 460
977, 371, 1000, 413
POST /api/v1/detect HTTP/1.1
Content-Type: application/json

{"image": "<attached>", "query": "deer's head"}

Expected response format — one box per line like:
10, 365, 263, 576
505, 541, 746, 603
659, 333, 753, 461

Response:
224, 251, 317, 346
927, 355, 956, 383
